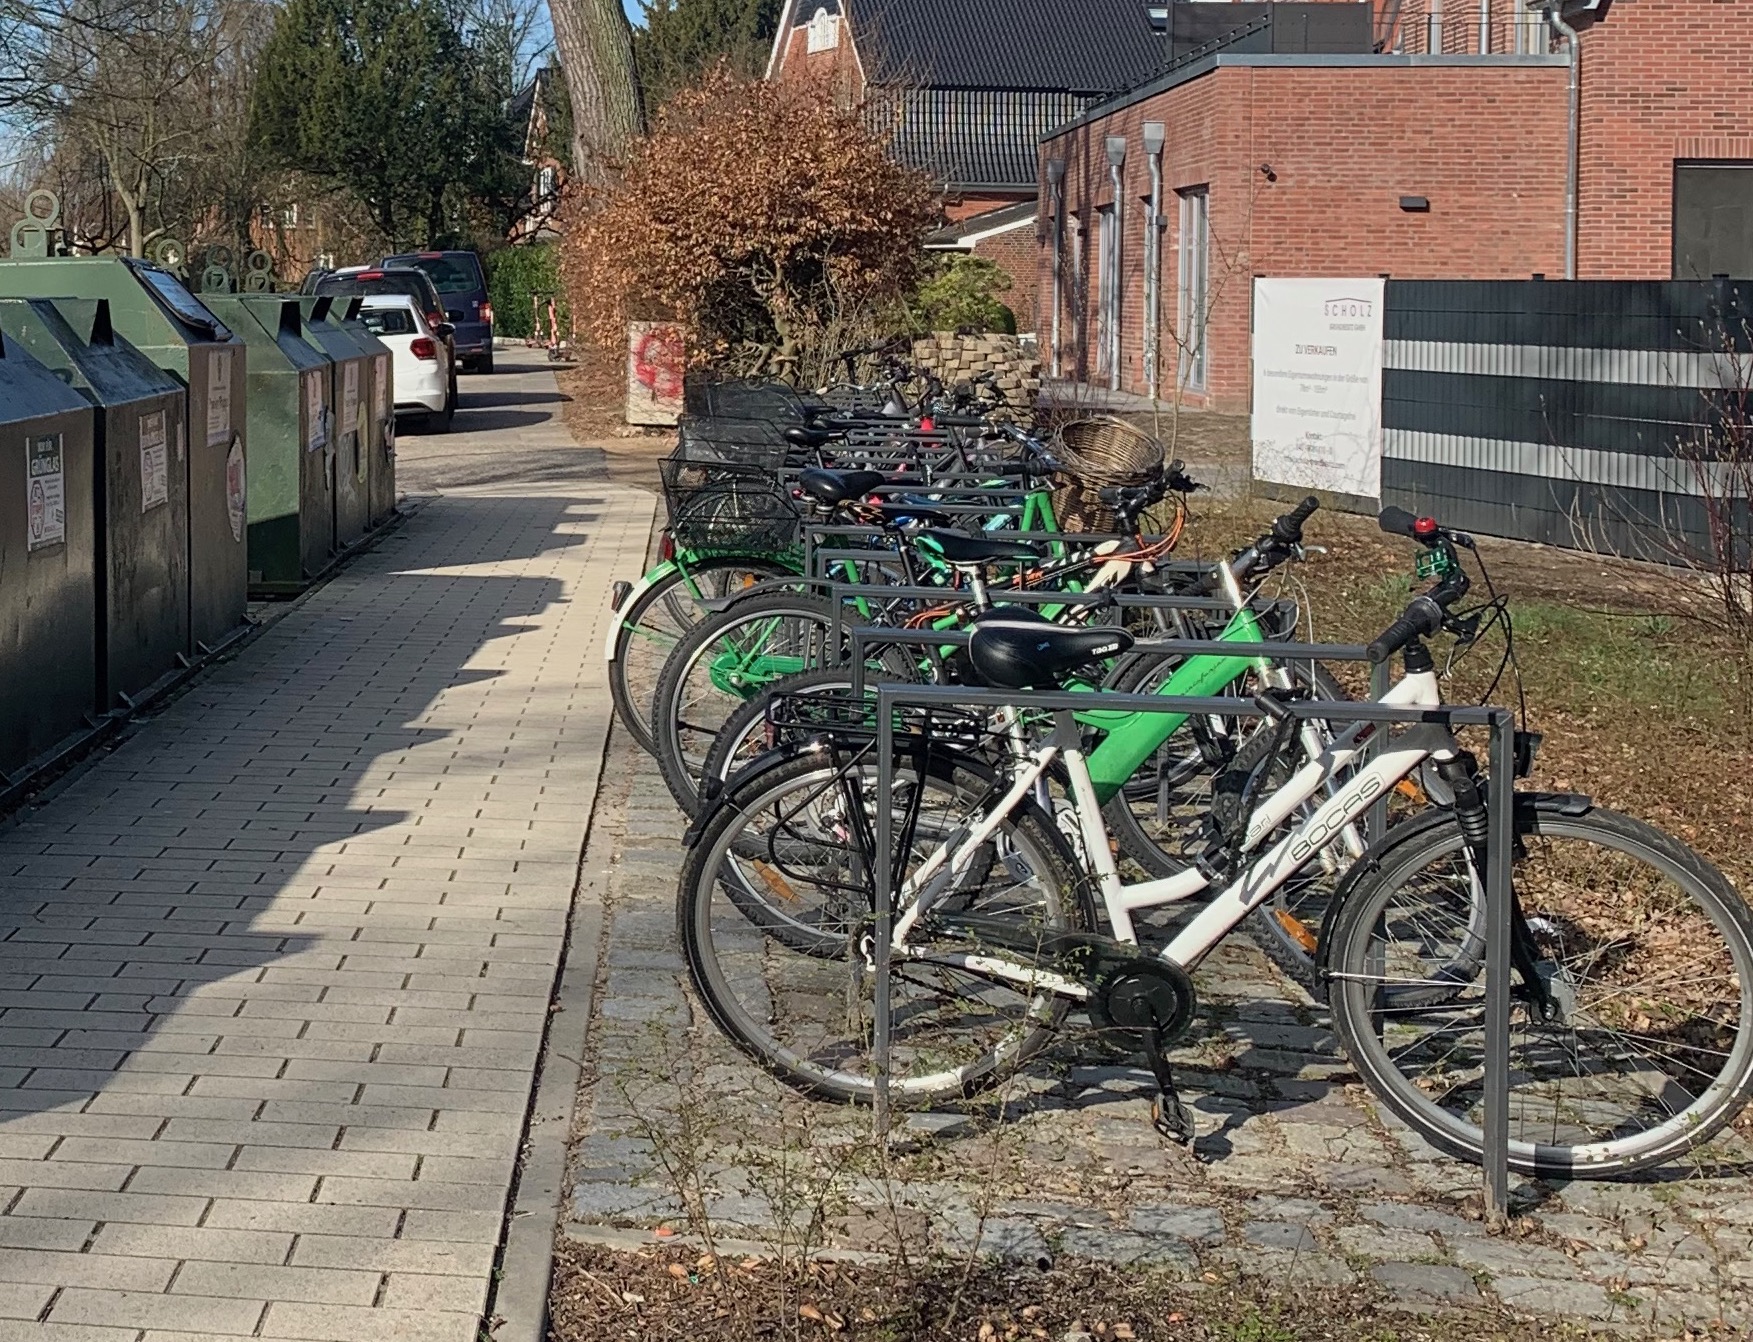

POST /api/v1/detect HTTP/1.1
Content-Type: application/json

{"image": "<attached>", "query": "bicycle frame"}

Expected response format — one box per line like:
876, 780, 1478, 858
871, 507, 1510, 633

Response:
890, 669, 1455, 989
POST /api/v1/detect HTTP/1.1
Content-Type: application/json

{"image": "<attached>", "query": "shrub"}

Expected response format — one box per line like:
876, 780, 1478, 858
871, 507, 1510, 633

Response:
563, 67, 940, 381
487, 243, 567, 340
906, 255, 1016, 336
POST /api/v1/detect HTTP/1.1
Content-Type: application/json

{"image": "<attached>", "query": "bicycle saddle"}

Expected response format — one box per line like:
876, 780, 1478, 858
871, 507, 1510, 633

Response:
920, 530, 1042, 568
796, 468, 888, 506
969, 608, 1135, 689
784, 424, 832, 448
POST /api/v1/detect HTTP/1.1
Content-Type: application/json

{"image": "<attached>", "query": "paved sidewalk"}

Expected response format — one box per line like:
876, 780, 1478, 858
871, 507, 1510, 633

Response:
0, 464, 653, 1338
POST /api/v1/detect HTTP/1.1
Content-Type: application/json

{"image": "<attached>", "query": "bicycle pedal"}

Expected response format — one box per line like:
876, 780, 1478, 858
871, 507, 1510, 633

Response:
1150, 1095, 1196, 1146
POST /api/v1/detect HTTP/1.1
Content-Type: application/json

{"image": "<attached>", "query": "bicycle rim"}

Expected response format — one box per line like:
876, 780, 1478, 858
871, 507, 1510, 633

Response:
1329, 806, 1753, 1176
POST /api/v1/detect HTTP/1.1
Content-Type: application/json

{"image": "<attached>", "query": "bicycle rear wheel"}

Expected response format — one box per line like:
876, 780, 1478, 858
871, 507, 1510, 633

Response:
679, 749, 1094, 1105
1326, 800, 1753, 1177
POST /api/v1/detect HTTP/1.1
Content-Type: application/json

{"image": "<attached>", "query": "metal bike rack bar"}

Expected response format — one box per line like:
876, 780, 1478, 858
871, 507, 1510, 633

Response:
866, 679, 1516, 1219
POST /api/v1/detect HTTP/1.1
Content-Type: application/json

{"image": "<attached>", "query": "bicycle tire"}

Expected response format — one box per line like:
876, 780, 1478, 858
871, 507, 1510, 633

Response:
1099, 655, 1354, 992
679, 748, 1096, 1105
606, 557, 794, 757
1325, 799, 1753, 1177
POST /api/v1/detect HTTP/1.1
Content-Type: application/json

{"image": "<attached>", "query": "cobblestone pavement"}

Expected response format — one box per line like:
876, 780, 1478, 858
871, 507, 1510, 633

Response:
566, 726, 1753, 1337
0, 355, 654, 1341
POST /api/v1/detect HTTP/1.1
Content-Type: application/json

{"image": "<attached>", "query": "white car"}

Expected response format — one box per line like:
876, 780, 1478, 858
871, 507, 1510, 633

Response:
358, 294, 454, 432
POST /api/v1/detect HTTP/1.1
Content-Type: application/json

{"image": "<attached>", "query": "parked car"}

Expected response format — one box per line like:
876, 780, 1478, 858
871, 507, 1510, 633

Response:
358, 295, 453, 433
381, 250, 494, 374
303, 265, 457, 411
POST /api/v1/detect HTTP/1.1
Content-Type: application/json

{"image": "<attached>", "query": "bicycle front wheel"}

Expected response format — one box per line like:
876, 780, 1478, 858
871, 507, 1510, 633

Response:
679, 749, 1093, 1106
1326, 800, 1753, 1177
607, 557, 794, 756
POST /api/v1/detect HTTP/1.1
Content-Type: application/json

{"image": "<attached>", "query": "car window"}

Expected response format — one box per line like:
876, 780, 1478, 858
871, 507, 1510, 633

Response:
361, 308, 416, 336
316, 274, 432, 308
385, 254, 483, 295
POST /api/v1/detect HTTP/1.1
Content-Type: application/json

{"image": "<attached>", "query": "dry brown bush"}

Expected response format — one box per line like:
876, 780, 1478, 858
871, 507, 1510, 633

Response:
562, 67, 940, 382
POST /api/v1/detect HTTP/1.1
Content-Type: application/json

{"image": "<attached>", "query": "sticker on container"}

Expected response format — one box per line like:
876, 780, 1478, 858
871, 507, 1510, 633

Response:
139, 410, 169, 511
207, 349, 233, 448
374, 355, 388, 419
176, 416, 186, 462
225, 435, 246, 543
26, 434, 65, 551
306, 372, 328, 451
342, 362, 360, 436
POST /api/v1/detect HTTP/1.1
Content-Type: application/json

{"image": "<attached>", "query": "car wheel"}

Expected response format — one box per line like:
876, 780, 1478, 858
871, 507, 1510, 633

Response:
478, 348, 494, 375
425, 400, 453, 434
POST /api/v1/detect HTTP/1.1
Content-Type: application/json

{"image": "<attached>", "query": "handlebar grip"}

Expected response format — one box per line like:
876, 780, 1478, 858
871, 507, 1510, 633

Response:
1378, 506, 1420, 539
1271, 495, 1320, 544
1366, 614, 1425, 665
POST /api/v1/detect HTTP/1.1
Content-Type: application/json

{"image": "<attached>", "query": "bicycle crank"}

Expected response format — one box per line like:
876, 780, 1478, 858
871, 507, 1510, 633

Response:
1087, 958, 1201, 1147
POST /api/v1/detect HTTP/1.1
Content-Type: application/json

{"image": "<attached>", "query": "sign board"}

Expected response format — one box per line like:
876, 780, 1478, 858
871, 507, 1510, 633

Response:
342, 361, 360, 436
305, 372, 328, 451
626, 321, 685, 426
373, 354, 388, 420
1251, 277, 1385, 501
225, 436, 246, 542
26, 434, 65, 550
140, 410, 169, 511
207, 349, 233, 447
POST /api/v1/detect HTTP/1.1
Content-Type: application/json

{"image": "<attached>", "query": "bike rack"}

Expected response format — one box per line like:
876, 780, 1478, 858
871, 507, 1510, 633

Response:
851, 669, 1516, 1220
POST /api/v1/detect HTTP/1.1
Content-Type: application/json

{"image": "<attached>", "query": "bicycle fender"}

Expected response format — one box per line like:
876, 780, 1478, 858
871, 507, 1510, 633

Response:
684, 738, 832, 848
602, 561, 681, 661
695, 575, 808, 616
1310, 790, 1594, 997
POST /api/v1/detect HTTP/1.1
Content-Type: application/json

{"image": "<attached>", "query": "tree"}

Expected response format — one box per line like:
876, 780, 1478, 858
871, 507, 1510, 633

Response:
250, 0, 523, 247
565, 69, 940, 378
548, 0, 643, 185
633, 0, 782, 109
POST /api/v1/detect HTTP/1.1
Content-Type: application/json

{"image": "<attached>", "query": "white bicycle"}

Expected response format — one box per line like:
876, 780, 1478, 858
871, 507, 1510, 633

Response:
678, 509, 1753, 1178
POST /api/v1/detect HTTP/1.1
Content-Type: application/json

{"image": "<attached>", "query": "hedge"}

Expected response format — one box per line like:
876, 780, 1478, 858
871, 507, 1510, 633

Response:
487, 243, 569, 341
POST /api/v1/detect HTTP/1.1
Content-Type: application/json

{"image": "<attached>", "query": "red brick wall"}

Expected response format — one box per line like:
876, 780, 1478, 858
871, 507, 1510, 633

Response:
770, 19, 864, 105
1572, 0, 1753, 278
943, 193, 1032, 223
968, 225, 1042, 335
1041, 62, 1568, 410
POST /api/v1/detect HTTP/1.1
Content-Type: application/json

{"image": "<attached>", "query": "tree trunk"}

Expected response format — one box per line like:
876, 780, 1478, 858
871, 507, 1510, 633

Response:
549, 0, 644, 187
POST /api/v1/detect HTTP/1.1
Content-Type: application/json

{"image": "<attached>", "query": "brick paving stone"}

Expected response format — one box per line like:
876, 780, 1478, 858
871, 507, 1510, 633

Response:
0, 391, 649, 1338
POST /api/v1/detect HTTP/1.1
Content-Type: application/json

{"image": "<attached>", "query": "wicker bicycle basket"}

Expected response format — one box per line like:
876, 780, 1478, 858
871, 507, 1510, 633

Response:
659, 456, 799, 555
1049, 416, 1167, 532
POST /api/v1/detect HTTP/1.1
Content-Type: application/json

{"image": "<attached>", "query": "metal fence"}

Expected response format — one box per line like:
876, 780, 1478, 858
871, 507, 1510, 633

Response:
1380, 278, 1753, 560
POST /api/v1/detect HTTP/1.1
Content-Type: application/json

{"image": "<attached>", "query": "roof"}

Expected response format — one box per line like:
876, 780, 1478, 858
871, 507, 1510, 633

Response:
924, 200, 1038, 247
870, 87, 1087, 189
854, 0, 1166, 93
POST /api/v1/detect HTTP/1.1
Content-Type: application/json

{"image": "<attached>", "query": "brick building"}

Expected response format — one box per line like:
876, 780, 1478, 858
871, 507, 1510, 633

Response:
1041, 0, 1753, 411
766, 0, 1169, 333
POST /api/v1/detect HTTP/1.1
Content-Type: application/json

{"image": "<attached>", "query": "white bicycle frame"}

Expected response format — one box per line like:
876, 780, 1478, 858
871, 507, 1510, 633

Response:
889, 669, 1458, 998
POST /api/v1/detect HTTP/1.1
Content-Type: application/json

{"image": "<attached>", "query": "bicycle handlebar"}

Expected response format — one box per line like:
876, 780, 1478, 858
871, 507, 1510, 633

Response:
1365, 507, 1473, 663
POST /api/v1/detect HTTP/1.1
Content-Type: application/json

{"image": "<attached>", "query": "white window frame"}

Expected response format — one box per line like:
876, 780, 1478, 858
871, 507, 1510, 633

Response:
1177, 186, 1209, 392
1096, 204, 1119, 377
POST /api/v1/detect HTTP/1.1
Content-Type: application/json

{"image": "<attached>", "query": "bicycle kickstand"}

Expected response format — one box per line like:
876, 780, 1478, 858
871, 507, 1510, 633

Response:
1143, 1032, 1197, 1149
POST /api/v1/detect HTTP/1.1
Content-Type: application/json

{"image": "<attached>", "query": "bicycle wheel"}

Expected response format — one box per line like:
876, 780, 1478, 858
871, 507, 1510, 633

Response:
699, 667, 880, 807
653, 591, 919, 816
607, 557, 794, 756
680, 748, 1094, 1105
1100, 655, 1355, 991
1326, 799, 1753, 1177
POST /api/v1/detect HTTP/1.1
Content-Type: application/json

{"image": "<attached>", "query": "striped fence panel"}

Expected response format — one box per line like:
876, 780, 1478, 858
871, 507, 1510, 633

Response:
1380, 279, 1753, 561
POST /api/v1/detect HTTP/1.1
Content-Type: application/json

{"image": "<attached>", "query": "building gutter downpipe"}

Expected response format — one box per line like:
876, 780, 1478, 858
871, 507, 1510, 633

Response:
1046, 158, 1065, 378
1545, 4, 1580, 279
1142, 123, 1165, 403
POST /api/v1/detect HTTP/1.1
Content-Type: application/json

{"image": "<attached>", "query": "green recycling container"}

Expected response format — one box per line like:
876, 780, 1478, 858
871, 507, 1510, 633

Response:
333, 297, 399, 527
0, 297, 190, 712
296, 296, 370, 550
203, 295, 336, 591
0, 328, 97, 779
0, 256, 248, 655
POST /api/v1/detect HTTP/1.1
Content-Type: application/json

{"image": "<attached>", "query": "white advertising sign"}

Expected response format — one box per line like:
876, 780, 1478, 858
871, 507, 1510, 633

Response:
1251, 277, 1385, 500
207, 349, 233, 448
140, 410, 169, 511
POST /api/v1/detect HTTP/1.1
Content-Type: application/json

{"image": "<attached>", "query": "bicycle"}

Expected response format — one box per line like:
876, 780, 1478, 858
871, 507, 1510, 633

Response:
676, 507, 1753, 1178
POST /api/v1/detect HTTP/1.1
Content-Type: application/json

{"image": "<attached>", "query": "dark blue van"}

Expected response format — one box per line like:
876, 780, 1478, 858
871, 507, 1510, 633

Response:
381, 250, 495, 373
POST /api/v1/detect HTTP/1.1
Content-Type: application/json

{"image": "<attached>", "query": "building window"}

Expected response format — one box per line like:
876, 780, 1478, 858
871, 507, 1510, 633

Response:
281, 204, 299, 229
806, 7, 840, 52
1177, 186, 1209, 392
1673, 162, 1753, 280
1096, 204, 1120, 378
1069, 215, 1086, 371
538, 166, 558, 203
